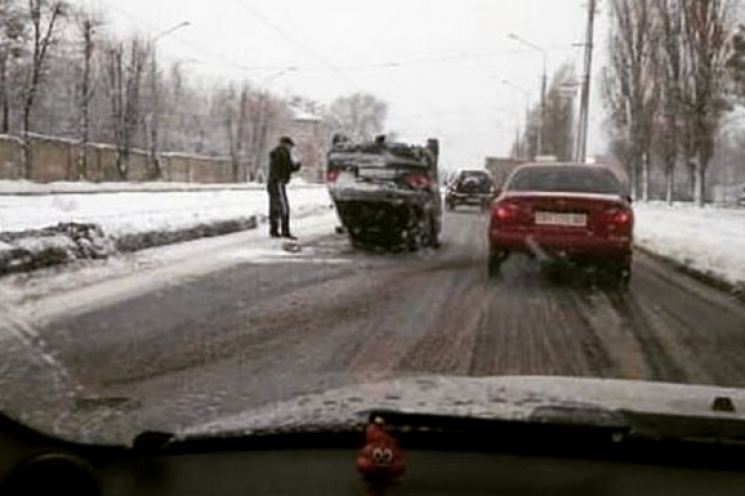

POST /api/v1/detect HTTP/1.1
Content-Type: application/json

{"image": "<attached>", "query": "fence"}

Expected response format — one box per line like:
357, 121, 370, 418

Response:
0, 134, 235, 183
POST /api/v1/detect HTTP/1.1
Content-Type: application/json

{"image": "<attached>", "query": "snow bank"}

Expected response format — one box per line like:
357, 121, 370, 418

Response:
0, 224, 112, 274
634, 202, 745, 293
0, 180, 281, 195
0, 187, 331, 235
0, 186, 333, 275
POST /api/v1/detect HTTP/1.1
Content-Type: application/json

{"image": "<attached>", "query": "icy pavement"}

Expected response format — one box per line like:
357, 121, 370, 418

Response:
634, 202, 745, 291
0, 210, 340, 323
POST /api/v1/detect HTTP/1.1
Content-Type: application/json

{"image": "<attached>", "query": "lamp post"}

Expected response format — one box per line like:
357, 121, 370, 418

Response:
508, 33, 548, 158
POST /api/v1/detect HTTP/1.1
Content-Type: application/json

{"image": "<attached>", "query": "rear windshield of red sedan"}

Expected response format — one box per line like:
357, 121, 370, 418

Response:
507, 166, 623, 195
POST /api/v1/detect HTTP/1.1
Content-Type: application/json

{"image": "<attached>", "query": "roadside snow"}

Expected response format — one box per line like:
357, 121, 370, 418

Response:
0, 186, 331, 236
0, 180, 269, 195
634, 202, 745, 290
0, 211, 339, 325
0, 185, 333, 275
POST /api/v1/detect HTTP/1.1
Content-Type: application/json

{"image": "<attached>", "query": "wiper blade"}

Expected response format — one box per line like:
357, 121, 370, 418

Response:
369, 405, 630, 435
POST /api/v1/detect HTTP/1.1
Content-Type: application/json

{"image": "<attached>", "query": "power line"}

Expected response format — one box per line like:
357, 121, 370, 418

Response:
229, 0, 358, 90
96, 0, 255, 74
90, 2, 581, 79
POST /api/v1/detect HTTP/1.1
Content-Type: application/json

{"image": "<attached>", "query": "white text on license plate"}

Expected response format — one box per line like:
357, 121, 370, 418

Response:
535, 211, 587, 227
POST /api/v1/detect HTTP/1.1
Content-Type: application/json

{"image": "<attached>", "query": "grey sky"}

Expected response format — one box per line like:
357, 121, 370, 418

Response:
80, 0, 608, 168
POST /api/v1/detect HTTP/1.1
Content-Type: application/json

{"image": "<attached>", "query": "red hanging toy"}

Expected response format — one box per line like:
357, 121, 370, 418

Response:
356, 417, 406, 482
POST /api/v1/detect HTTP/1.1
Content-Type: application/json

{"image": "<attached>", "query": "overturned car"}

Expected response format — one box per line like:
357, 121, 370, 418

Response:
327, 136, 442, 250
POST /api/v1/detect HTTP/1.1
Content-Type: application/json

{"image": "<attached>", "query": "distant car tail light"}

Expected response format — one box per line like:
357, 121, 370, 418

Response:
406, 174, 432, 190
326, 170, 341, 184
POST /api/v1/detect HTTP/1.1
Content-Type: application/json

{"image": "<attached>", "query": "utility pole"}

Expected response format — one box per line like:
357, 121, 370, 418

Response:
575, 0, 598, 165
539, 60, 547, 159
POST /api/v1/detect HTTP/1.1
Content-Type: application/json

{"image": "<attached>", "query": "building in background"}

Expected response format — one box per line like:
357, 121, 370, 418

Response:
286, 108, 332, 183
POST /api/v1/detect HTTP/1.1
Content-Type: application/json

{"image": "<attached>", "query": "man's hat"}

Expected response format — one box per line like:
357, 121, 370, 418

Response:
280, 136, 295, 146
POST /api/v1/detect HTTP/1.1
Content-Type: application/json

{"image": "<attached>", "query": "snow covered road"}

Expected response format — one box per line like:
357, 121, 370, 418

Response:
2, 211, 745, 445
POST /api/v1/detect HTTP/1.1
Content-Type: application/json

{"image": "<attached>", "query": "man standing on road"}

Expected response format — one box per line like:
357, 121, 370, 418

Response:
268, 136, 301, 239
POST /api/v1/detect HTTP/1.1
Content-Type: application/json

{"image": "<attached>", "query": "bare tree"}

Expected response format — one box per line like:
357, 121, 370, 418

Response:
327, 92, 388, 142
20, 0, 65, 177
653, 0, 685, 204
74, 9, 103, 179
0, 0, 26, 134
105, 37, 147, 179
523, 63, 577, 161
603, 0, 659, 201
679, 0, 734, 206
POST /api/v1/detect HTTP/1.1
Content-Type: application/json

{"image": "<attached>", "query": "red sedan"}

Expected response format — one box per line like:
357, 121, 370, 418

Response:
488, 164, 634, 284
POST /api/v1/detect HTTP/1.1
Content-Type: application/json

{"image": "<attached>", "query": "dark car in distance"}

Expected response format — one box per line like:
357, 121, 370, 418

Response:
326, 136, 442, 251
488, 163, 634, 284
446, 169, 495, 211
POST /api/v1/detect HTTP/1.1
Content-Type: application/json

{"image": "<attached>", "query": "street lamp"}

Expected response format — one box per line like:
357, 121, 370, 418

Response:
508, 33, 548, 157
150, 21, 191, 179
154, 21, 191, 42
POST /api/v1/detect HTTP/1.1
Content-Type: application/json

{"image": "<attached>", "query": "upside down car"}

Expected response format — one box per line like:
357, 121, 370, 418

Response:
326, 136, 442, 250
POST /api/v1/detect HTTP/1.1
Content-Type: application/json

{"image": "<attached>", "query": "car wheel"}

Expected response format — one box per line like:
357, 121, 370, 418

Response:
488, 249, 504, 278
427, 213, 441, 249
604, 261, 631, 289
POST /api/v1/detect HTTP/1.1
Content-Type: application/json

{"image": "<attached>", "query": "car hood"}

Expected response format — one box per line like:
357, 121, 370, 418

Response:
182, 376, 745, 440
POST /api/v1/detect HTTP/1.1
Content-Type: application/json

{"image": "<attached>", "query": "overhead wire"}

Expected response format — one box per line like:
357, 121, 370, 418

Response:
95, 0, 578, 76
229, 0, 359, 90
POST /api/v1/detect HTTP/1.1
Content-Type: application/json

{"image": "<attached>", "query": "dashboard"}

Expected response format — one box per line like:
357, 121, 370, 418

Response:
3, 413, 745, 495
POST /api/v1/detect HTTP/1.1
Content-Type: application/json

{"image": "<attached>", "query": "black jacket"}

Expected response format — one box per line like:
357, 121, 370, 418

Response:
268, 145, 299, 184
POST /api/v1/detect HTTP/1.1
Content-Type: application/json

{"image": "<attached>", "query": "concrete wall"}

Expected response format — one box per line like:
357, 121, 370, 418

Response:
0, 135, 22, 180
0, 134, 235, 183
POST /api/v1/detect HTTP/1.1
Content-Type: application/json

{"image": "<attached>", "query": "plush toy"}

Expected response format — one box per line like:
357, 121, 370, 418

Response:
356, 417, 405, 482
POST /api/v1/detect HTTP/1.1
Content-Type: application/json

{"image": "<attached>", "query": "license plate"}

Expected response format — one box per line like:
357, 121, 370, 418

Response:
358, 167, 396, 180
535, 211, 587, 227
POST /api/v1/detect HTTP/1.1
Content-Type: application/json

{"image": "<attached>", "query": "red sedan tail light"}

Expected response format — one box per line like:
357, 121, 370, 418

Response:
606, 206, 633, 226
495, 205, 514, 221
492, 201, 523, 224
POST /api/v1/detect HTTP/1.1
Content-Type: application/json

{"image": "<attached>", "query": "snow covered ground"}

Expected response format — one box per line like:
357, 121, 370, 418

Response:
0, 185, 331, 236
0, 183, 333, 275
634, 202, 745, 291
0, 180, 308, 195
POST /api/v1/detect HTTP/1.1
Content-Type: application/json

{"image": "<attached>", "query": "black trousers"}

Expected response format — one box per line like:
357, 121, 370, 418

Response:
267, 181, 290, 236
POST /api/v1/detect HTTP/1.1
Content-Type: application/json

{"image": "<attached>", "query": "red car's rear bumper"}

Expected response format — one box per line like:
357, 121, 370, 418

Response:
490, 229, 632, 259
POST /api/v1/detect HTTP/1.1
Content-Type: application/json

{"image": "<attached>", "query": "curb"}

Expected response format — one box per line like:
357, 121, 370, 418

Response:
636, 245, 745, 304
115, 217, 258, 252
